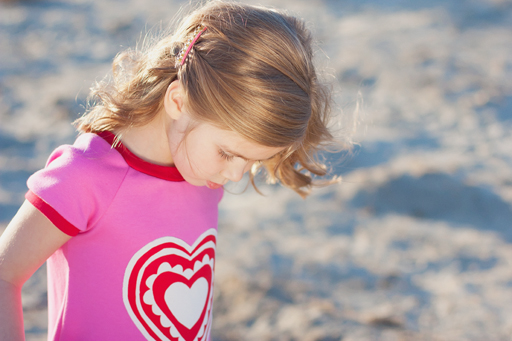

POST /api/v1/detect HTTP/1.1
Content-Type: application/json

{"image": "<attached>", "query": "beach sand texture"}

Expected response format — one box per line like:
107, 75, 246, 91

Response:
1, 0, 512, 340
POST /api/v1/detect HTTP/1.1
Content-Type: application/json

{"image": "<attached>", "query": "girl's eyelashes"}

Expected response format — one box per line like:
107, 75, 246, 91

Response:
218, 149, 235, 161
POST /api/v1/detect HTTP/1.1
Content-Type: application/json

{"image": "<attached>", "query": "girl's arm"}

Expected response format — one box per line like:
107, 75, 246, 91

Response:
0, 200, 72, 341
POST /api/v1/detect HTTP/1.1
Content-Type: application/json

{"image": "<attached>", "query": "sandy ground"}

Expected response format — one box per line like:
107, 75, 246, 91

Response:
1, 0, 512, 340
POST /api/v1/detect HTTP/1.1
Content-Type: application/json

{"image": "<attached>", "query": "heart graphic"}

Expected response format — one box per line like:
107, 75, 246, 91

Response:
123, 229, 216, 341
165, 278, 208, 329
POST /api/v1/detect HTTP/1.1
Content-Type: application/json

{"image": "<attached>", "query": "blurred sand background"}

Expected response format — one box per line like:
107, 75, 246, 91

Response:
1, 0, 512, 340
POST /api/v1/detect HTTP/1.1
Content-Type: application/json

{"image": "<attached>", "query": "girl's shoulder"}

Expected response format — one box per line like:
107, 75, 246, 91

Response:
46, 132, 126, 169
26, 132, 130, 235
31, 131, 130, 204
34, 132, 132, 191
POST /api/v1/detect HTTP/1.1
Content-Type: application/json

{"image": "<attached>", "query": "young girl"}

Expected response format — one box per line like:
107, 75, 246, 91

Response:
0, 1, 336, 340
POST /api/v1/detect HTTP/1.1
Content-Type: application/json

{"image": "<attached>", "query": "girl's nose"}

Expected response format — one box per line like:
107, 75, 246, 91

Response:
222, 160, 254, 183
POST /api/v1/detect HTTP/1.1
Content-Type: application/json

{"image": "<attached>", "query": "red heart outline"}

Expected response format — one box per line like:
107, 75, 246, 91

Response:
123, 229, 216, 341
153, 265, 211, 339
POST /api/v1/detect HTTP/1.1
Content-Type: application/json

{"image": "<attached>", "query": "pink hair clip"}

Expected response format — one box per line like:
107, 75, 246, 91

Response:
177, 25, 208, 66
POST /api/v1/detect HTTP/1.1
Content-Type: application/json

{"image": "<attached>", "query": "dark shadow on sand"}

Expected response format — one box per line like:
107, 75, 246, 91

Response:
350, 172, 512, 242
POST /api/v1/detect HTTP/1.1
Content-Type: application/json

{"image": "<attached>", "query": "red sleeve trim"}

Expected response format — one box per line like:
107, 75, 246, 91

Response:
25, 190, 80, 237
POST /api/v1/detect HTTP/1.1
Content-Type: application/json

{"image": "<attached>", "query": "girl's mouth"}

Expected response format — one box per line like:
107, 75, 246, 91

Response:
206, 180, 223, 189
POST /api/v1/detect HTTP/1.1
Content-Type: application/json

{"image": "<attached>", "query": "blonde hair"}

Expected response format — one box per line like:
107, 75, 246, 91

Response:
75, 1, 340, 197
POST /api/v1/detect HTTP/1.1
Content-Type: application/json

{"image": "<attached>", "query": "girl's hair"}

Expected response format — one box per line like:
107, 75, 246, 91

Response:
75, 1, 339, 197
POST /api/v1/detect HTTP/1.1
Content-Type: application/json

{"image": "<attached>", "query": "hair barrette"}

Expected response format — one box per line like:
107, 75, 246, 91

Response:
177, 25, 208, 66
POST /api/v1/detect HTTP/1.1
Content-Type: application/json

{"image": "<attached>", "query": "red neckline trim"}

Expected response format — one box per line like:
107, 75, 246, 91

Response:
97, 131, 184, 182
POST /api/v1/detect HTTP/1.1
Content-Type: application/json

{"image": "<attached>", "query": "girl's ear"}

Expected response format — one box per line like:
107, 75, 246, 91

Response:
163, 80, 184, 120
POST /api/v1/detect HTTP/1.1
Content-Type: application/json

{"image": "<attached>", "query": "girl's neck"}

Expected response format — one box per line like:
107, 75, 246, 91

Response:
116, 111, 174, 167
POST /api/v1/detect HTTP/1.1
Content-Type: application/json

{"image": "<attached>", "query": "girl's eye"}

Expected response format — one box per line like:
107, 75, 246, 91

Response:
219, 149, 235, 161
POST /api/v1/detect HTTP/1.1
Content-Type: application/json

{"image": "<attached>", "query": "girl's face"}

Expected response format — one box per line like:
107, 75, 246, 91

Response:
167, 111, 285, 189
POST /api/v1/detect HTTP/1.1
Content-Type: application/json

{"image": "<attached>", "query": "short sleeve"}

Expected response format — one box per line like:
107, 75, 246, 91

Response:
26, 134, 128, 236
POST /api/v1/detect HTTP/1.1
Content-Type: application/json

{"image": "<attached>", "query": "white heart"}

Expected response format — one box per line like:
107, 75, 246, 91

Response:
164, 278, 208, 329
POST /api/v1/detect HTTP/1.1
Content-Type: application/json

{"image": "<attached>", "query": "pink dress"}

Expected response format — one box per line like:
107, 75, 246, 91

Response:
26, 132, 223, 341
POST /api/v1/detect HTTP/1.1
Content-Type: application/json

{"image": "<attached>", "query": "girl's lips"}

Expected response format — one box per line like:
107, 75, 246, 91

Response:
206, 180, 223, 189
